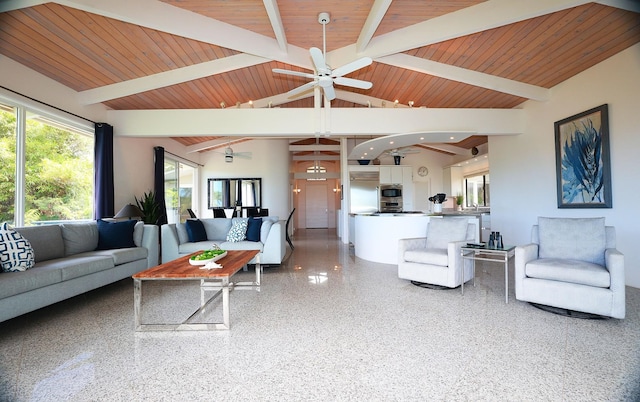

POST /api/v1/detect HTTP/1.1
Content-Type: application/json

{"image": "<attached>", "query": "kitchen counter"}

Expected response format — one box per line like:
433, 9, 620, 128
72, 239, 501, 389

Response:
354, 214, 480, 264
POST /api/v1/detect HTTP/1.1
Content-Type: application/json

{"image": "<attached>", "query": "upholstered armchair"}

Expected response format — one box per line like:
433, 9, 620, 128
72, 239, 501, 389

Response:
515, 217, 625, 319
398, 218, 476, 288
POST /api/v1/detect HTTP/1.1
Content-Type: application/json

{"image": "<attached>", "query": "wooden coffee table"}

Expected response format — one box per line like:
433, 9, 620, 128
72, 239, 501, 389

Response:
133, 249, 260, 331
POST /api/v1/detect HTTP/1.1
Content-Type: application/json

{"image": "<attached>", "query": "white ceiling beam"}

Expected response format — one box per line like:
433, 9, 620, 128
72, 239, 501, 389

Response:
356, 0, 393, 53
289, 145, 341, 152
0, 0, 47, 12
359, 0, 592, 59
107, 108, 524, 137
263, 0, 288, 52
334, 90, 410, 108
77, 54, 270, 105
377, 53, 550, 101
292, 155, 341, 161
596, 0, 640, 12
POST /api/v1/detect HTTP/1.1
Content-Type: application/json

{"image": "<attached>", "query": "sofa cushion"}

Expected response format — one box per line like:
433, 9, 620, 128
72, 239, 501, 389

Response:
15, 225, 64, 262
425, 218, 468, 250
220, 240, 263, 252
0, 223, 36, 272
89, 247, 148, 266
61, 222, 99, 256
246, 218, 262, 242
0, 264, 63, 299
185, 219, 207, 242
538, 217, 606, 265
202, 219, 232, 241
404, 248, 449, 266
179, 241, 222, 255
526, 258, 610, 288
226, 219, 248, 242
96, 219, 136, 250
55, 255, 116, 281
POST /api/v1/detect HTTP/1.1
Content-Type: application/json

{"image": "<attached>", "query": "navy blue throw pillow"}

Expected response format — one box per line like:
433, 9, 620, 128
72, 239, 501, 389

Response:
96, 219, 136, 250
246, 218, 262, 242
185, 219, 207, 242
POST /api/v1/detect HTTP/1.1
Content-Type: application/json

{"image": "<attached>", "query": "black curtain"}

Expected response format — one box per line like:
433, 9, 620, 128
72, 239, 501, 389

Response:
94, 123, 114, 219
154, 146, 168, 225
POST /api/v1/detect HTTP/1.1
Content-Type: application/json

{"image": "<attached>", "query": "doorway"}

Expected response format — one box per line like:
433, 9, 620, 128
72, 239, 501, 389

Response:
305, 182, 328, 228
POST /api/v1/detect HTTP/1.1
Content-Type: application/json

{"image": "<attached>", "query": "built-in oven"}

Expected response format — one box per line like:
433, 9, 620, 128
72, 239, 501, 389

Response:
379, 184, 403, 212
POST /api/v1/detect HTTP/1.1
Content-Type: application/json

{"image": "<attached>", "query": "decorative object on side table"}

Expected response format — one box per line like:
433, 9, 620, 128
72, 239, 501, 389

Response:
554, 104, 612, 208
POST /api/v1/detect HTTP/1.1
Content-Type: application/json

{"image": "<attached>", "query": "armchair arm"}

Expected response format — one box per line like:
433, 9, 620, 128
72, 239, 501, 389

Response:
448, 240, 468, 285
398, 237, 427, 264
606, 248, 625, 318
515, 243, 538, 297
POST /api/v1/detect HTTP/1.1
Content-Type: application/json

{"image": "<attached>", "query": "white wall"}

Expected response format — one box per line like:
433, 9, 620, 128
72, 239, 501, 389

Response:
198, 139, 290, 220
490, 43, 640, 288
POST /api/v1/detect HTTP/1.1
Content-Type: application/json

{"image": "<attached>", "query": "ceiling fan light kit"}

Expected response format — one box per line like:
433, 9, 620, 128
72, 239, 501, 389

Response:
272, 12, 373, 102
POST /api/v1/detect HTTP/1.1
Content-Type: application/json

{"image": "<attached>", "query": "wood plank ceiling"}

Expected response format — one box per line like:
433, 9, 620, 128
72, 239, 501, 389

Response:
1, 1, 639, 154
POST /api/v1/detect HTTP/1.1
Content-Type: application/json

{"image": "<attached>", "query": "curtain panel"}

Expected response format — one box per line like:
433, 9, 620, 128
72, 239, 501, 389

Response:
94, 123, 114, 219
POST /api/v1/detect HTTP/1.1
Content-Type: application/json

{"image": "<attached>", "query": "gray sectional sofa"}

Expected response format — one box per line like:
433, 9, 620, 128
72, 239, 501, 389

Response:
0, 220, 159, 322
161, 217, 286, 265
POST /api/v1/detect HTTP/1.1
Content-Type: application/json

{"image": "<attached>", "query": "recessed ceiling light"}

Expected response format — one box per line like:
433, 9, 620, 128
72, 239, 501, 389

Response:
450, 136, 455, 140
420, 137, 424, 140
389, 141, 394, 144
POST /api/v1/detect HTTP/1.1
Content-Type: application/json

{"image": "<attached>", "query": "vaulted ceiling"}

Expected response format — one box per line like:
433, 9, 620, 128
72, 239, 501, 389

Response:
1, 0, 639, 156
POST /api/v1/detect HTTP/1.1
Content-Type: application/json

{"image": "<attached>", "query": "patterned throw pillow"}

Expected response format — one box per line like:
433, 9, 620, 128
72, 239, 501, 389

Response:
0, 222, 36, 272
226, 219, 248, 242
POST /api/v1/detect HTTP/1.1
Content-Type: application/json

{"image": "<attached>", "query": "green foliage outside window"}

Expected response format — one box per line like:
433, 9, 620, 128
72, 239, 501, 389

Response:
0, 109, 93, 225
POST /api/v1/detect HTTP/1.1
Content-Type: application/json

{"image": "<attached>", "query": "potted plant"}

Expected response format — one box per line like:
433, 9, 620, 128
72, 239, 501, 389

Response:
455, 194, 464, 211
135, 190, 160, 225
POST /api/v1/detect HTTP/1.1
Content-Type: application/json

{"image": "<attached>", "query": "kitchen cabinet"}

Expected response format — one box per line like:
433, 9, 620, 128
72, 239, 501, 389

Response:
380, 166, 410, 184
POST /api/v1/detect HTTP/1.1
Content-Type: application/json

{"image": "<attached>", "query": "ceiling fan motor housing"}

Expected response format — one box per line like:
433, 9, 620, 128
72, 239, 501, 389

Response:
318, 12, 330, 25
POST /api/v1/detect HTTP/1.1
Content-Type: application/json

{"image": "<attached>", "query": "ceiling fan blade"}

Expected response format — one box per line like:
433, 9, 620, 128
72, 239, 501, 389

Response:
323, 84, 336, 101
333, 77, 373, 90
233, 153, 252, 159
272, 68, 316, 80
287, 81, 316, 97
331, 57, 372, 77
309, 47, 329, 75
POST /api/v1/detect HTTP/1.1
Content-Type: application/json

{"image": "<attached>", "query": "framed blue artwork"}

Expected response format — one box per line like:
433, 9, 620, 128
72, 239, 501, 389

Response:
554, 104, 612, 208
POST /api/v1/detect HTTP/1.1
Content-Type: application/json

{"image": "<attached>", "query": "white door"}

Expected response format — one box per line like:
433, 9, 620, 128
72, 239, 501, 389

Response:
305, 182, 328, 228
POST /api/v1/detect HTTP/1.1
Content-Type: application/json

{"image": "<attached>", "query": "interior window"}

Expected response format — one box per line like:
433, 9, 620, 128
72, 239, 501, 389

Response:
465, 172, 490, 208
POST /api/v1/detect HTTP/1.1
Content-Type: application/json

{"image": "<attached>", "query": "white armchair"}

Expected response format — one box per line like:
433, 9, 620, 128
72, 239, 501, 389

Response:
398, 218, 476, 288
515, 217, 625, 319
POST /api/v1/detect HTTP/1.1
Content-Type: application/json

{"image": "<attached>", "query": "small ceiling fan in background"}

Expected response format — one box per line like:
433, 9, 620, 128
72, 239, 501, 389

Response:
272, 12, 373, 101
380, 147, 420, 165
214, 144, 252, 163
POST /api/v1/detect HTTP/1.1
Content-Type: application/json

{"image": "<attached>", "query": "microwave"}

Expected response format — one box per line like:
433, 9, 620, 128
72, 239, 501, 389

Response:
380, 185, 402, 198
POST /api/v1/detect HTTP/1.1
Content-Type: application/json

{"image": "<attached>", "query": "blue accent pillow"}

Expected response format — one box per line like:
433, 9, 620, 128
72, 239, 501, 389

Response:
185, 219, 207, 242
246, 218, 262, 242
96, 219, 136, 250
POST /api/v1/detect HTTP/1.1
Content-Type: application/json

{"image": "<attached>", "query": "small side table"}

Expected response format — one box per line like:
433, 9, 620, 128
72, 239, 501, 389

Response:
461, 244, 516, 303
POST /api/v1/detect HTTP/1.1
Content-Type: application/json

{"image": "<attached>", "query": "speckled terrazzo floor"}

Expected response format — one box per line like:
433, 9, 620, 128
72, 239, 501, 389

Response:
1, 228, 639, 402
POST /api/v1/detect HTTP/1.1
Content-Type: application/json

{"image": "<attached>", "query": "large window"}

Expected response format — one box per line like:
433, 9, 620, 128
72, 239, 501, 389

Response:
465, 172, 490, 208
164, 157, 196, 224
0, 99, 94, 226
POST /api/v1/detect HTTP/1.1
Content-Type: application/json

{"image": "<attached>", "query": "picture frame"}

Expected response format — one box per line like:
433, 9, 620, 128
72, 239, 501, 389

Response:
554, 104, 612, 208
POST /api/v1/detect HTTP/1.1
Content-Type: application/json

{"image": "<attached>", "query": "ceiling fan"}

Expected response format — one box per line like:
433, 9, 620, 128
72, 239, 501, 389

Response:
380, 147, 420, 165
214, 145, 252, 163
272, 12, 373, 101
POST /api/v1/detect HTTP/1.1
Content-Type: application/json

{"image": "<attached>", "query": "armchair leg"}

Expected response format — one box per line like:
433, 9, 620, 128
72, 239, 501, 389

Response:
530, 303, 607, 320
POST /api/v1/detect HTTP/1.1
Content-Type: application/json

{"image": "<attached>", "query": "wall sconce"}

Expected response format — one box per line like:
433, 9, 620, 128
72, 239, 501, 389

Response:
408, 101, 414, 108
381, 101, 386, 108
236, 101, 241, 108
249, 100, 254, 108
293, 188, 301, 193
394, 99, 399, 108
366, 100, 371, 108
220, 101, 226, 109
268, 101, 273, 108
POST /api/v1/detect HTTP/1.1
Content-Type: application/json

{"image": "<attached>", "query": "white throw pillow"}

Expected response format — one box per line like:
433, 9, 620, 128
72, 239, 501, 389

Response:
226, 218, 248, 242
0, 222, 36, 272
